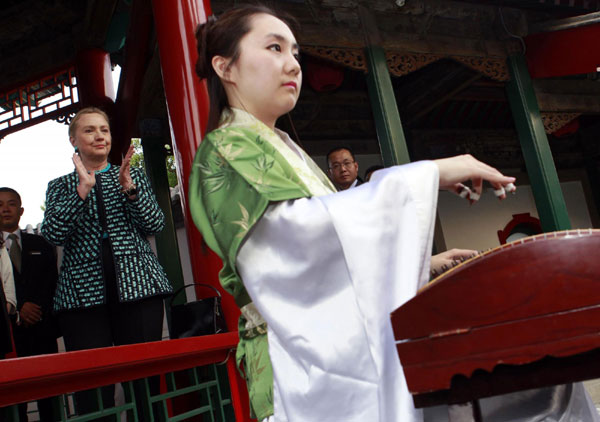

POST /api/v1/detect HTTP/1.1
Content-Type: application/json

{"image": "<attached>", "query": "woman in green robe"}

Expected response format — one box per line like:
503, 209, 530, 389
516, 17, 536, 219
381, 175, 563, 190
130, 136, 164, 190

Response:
189, 5, 520, 422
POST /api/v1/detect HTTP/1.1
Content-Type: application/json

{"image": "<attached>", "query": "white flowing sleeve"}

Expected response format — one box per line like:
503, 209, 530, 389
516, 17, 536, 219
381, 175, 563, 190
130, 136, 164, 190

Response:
237, 162, 439, 422
1, 248, 16, 310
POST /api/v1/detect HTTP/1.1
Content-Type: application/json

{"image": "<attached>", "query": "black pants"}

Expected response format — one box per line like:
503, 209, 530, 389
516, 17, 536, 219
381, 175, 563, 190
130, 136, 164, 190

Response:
12, 322, 59, 422
59, 298, 163, 420
59, 297, 164, 420
58, 243, 165, 421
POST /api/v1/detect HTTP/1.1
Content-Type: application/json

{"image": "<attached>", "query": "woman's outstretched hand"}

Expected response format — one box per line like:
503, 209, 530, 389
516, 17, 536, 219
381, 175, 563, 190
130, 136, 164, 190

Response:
119, 144, 135, 190
435, 154, 516, 201
73, 153, 95, 200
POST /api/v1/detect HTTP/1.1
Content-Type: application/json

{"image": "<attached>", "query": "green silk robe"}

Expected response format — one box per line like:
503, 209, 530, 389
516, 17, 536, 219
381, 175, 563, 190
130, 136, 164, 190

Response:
189, 108, 334, 419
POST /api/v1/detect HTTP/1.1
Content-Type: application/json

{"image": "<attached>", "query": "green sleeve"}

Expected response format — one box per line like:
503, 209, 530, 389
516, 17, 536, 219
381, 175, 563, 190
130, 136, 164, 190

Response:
189, 127, 309, 304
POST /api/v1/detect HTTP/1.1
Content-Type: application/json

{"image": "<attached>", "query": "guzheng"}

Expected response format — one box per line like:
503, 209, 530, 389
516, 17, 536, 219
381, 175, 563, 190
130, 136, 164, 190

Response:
391, 229, 600, 407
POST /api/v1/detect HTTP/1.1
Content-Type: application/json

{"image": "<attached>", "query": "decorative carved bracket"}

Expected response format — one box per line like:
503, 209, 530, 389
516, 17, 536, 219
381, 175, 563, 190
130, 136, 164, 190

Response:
450, 56, 509, 82
541, 112, 581, 134
301, 46, 367, 72
0, 65, 79, 139
54, 111, 76, 126
385, 52, 442, 77
302, 46, 509, 82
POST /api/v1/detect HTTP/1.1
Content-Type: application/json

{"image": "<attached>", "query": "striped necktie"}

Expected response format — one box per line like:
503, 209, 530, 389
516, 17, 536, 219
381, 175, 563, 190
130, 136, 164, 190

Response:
8, 233, 21, 273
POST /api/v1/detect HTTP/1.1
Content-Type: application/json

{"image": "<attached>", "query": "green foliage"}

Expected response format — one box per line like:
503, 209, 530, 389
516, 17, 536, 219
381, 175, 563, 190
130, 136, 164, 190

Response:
130, 138, 145, 170
166, 155, 178, 187
129, 138, 178, 188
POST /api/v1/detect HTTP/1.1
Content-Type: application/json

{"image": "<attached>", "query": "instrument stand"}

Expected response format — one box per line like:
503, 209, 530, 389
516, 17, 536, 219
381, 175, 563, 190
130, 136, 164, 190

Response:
448, 401, 482, 422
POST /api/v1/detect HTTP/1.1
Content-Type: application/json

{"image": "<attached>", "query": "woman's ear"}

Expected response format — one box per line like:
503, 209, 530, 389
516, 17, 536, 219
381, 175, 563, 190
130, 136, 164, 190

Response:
212, 55, 232, 82
69, 137, 76, 148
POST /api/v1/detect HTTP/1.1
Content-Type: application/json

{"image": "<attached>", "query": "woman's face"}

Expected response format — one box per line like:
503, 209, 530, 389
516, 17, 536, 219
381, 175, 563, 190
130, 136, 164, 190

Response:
70, 113, 112, 161
223, 13, 302, 126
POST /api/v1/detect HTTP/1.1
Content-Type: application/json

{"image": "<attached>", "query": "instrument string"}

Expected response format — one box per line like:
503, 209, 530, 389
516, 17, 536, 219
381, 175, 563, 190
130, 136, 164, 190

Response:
427, 229, 598, 286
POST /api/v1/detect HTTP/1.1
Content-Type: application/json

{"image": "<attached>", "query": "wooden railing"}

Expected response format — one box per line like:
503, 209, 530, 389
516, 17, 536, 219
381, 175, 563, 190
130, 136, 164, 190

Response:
0, 332, 252, 421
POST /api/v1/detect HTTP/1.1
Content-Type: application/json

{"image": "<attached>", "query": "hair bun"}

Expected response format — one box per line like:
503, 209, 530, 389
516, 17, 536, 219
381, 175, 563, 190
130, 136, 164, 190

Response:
195, 16, 216, 80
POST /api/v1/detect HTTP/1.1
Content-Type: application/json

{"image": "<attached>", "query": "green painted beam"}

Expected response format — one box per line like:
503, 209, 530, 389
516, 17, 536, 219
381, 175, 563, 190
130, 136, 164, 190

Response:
364, 45, 410, 166
141, 137, 186, 303
104, 11, 130, 53
505, 54, 571, 232
578, 125, 600, 227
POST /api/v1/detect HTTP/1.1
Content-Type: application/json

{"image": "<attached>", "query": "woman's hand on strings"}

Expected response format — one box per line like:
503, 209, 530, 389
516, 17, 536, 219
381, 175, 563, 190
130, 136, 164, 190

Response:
431, 248, 478, 276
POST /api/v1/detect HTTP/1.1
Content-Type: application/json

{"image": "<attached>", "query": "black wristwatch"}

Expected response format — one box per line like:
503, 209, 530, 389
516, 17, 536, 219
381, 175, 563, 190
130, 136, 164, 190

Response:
122, 185, 138, 198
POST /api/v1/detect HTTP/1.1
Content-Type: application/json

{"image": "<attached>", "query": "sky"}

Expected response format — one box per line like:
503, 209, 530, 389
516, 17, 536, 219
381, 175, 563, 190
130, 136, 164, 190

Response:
0, 122, 74, 227
0, 67, 121, 228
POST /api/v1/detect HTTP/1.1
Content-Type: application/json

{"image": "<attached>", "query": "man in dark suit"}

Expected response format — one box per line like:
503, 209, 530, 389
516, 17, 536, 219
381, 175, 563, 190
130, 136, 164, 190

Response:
0, 187, 59, 422
0, 284, 13, 359
326, 146, 363, 191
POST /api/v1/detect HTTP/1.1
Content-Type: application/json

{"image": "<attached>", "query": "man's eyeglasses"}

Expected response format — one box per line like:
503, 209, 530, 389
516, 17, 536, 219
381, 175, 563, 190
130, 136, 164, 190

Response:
329, 160, 355, 171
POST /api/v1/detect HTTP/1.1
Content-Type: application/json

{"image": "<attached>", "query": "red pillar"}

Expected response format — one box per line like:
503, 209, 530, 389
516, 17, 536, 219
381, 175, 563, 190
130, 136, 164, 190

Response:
75, 48, 115, 114
149, 0, 232, 320
151, 1, 250, 420
111, 0, 154, 163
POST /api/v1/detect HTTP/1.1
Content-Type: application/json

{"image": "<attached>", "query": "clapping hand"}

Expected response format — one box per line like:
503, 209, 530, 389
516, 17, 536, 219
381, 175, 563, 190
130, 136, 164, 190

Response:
73, 153, 95, 199
119, 144, 135, 191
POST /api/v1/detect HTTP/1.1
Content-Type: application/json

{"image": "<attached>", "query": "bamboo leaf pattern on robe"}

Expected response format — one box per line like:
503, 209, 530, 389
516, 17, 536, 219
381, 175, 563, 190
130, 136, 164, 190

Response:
209, 209, 221, 228
219, 142, 244, 161
233, 203, 252, 236
253, 346, 268, 376
196, 152, 235, 194
251, 154, 275, 187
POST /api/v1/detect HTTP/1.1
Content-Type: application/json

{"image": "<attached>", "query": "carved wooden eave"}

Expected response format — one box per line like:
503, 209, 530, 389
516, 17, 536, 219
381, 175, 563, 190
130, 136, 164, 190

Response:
535, 79, 600, 134
298, 0, 521, 78
302, 46, 367, 72
541, 112, 581, 134
302, 46, 510, 82
450, 56, 509, 82
386, 53, 510, 81
385, 52, 442, 77
534, 80, 600, 114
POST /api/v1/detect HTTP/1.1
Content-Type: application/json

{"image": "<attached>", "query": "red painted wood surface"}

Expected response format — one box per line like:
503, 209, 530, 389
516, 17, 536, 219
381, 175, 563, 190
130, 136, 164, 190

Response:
110, 0, 155, 163
526, 24, 600, 78
497, 212, 541, 245
75, 48, 115, 112
0, 332, 238, 407
150, 0, 233, 326
151, 1, 250, 419
392, 230, 600, 397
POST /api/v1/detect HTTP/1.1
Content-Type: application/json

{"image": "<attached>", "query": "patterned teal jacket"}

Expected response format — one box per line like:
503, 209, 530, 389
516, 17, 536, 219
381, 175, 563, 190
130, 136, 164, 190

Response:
41, 165, 172, 312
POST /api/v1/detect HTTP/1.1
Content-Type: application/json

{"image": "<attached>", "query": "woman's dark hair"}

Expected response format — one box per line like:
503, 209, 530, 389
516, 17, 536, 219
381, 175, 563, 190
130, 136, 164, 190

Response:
364, 165, 384, 182
195, 4, 300, 132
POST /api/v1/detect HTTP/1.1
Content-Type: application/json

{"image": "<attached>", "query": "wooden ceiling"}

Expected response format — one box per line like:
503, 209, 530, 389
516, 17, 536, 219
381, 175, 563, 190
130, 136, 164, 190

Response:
0, 0, 120, 93
2, 0, 600, 172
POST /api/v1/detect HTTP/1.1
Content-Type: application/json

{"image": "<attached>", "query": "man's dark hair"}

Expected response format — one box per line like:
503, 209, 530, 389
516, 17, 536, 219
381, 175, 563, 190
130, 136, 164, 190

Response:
0, 187, 21, 205
326, 146, 356, 167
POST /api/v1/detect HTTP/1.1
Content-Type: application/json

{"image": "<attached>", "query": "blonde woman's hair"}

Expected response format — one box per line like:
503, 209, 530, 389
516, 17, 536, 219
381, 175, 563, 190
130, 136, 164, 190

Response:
68, 107, 110, 138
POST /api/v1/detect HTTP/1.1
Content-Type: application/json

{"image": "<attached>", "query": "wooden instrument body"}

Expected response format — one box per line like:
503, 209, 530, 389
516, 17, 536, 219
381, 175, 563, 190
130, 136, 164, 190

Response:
392, 229, 600, 407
